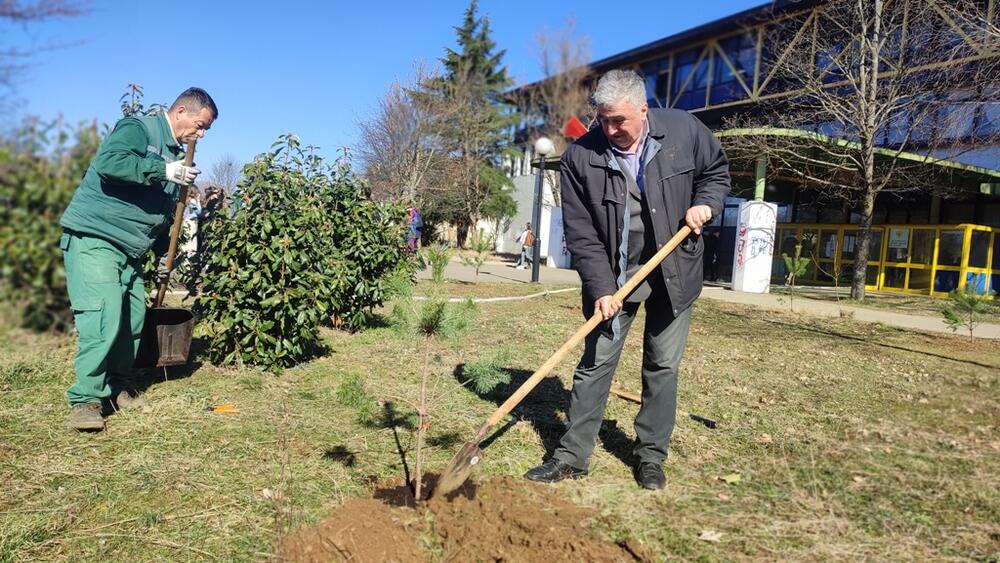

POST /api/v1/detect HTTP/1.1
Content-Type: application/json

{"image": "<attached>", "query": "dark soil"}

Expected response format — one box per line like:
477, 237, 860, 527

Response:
280, 476, 647, 562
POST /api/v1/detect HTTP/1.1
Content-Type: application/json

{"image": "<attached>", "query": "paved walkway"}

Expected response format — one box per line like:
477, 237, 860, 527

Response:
417, 256, 583, 285
424, 257, 1000, 340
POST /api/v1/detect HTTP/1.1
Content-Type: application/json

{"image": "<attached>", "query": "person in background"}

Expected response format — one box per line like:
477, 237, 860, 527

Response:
513, 222, 534, 269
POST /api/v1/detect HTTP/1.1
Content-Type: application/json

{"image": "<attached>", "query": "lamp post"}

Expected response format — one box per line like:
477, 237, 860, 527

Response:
531, 136, 554, 283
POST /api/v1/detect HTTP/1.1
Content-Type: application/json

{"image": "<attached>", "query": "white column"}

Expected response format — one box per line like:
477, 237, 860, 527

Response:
731, 200, 778, 293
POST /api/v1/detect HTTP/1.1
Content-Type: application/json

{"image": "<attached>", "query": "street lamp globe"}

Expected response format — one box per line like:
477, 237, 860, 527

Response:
534, 136, 554, 157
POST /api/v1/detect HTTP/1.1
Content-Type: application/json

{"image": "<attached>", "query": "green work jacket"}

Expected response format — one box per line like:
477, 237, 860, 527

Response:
60, 112, 185, 258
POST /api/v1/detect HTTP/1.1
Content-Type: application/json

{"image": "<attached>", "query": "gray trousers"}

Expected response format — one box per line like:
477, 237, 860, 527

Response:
553, 290, 692, 469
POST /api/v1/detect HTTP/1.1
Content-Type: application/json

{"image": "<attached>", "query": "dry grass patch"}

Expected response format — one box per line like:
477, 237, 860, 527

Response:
1, 288, 997, 561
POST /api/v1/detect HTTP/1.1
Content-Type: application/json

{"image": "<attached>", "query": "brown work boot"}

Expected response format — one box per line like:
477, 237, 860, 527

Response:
68, 403, 105, 431
114, 389, 148, 411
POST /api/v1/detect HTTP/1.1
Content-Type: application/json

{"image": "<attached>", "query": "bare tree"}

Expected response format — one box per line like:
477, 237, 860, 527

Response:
208, 153, 242, 194
356, 64, 456, 205
520, 19, 593, 155
722, 0, 1000, 300
1, 0, 88, 107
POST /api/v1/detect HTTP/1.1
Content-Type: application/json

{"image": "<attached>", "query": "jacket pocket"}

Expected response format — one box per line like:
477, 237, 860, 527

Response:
659, 162, 696, 220
679, 231, 704, 256
659, 160, 695, 181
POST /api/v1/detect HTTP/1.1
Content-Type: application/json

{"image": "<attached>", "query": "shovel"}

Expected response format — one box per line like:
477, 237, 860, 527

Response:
433, 225, 694, 498
133, 139, 198, 368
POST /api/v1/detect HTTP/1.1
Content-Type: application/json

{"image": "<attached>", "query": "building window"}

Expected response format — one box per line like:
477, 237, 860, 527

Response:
711, 34, 755, 105
642, 58, 669, 108
969, 230, 990, 268
673, 47, 708, 110
974, 92, 999, 136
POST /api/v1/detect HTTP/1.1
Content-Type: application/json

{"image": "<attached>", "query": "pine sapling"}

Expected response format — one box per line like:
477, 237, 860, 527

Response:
460, 233, 492, 282
390, 293, 476, 501
942, 287, 994, 341
426, 243, 452, 284
461, 349, 512, 394
781, 240, 810, 312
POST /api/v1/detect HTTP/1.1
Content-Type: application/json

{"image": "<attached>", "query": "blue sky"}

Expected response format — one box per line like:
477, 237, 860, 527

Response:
7, 0, 763, 171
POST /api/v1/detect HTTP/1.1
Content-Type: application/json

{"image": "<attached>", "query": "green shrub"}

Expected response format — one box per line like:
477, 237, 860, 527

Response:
195, 135, 413, 370
320, 156, 414, 328
0, 119, 99, 331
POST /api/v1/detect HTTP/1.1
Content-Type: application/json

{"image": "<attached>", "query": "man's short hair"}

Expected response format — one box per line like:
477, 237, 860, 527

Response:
170, 87, 219, 120
592, 70, 646, 110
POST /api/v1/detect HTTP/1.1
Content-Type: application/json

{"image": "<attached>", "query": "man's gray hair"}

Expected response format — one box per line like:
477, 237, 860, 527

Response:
592, 69, 647, 109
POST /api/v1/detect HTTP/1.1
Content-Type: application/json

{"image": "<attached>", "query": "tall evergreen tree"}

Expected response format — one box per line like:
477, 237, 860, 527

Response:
440, 0, 511, 100
416, 0, 518, 246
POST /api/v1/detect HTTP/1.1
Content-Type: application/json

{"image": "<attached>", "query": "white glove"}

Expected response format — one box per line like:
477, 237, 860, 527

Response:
165, 161, 200, 186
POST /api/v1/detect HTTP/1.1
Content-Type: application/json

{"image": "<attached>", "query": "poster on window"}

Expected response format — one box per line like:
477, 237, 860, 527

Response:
888, 228, 909, 249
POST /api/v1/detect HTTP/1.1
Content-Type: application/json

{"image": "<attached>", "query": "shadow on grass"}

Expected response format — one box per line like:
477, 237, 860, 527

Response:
323, 446, 357, 467
453, 365, 635, 468
481, 271, 529, 284
359, 402, 419, 495
351, 313, 392, 330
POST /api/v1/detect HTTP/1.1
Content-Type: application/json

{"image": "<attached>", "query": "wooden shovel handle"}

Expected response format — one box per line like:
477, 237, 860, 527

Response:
154, 139, 197, 307
484, 225, 693, 428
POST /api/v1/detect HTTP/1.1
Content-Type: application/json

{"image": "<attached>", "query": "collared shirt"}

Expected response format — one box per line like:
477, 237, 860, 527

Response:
609, 120, 649, 191
160, 111, 181, 148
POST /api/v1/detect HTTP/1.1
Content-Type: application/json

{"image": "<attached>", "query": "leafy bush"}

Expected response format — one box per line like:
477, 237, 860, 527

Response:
321, 157, 415, 328
0, 119, 99, 331
195, 135, 413, 370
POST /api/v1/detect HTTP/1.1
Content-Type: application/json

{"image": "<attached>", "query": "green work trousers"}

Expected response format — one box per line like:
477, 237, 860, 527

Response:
60, 231, 146, 406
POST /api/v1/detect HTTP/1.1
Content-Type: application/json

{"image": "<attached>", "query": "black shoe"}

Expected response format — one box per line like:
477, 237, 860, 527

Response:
524, 459, 588, 483
634, 462, 665, 490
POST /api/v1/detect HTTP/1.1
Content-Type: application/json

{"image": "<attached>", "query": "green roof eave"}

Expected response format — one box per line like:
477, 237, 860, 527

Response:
717, 127, 1000, 183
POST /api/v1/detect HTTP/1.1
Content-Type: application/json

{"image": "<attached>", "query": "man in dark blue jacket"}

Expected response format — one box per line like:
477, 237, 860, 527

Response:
525, 70, 731, 489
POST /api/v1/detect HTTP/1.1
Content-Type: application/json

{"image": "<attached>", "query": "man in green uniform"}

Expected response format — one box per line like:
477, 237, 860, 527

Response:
60, 87, 218, 431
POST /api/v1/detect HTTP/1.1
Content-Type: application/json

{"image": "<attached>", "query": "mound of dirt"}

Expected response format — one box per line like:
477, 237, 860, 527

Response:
280, 477, 646, 562
280, 498, 426, 562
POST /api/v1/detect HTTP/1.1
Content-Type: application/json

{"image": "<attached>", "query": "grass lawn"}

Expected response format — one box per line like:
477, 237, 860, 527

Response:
1, 283, 998, 561
770, 285, 1000, 324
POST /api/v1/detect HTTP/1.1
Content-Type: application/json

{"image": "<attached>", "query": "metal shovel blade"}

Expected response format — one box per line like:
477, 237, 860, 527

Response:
431, 440, 483, 498
133, 307, 194, 368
